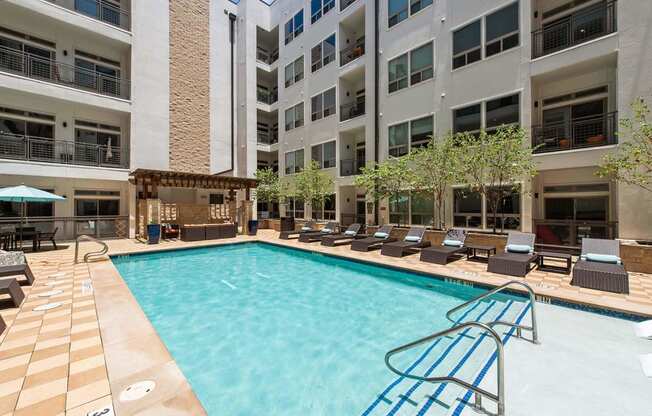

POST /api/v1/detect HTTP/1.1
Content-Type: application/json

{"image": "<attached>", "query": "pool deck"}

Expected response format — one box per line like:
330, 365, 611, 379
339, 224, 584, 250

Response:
0, 230, 650, 415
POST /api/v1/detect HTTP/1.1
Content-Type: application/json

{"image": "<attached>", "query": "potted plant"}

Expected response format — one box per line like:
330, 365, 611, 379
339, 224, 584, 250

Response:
147, 221, 161, 244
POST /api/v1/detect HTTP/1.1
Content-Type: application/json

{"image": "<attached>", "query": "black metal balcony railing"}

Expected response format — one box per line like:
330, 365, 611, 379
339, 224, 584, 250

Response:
340, 100, 365, 122
532, 112, 617, 153
257, 130, 279, 145
0, 46, 130, 99
257, 87, 278, 105
340, 37, 365, 66
48, 0, 130, 30
256, 47, 279, 65
532, 1, 617, 59
0, 134, 129, 168
340, 0, 359, 12
339, 159, 364, 176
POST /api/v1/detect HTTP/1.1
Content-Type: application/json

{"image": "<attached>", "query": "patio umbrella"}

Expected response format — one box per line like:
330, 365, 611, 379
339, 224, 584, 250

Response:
0, 185, 65, 249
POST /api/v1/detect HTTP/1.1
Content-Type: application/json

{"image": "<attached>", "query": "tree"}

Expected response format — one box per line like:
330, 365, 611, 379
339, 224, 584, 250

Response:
294, 161, 334, 218
410, 133, 463, 229
458, 125, 537, 233
597, 99, 652, 192
354, 156, 416, 226
254, 168, 283, 207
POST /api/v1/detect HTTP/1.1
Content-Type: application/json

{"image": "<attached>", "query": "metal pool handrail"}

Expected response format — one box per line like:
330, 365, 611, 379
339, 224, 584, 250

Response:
385, 322, 505, 416
446, 280, 540, 344
75, 235, 109, 263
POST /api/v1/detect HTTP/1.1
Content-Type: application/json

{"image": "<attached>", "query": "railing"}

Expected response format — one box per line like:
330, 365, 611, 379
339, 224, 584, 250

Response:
0, 216, 128, 242
75, 234, 109, 263
339, 159, 364, 176
340, 213, 366, 227
256, 87, 278, 105
340, 100, 365, 122
47, 0, 130, 30
531, 1, 617, 59
446, 281, 540, 344
532, 112, 617, 153
340, 0, 359, 12
340, 37, 365, 66
0, 134, 129, 168
256, 47, 279, 65
385, 322, 506, 416
257, 129, 278, 145
0, 46, 130, 99
534, 219, 618, 247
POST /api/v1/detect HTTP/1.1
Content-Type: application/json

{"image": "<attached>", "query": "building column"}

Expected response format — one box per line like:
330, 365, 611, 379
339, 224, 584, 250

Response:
521, 179, 533, 233
128, 182, 137, 239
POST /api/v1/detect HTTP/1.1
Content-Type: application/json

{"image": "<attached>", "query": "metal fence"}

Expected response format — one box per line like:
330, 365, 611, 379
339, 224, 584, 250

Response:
339, 159, 364, 176
48, 0, 130, 30
340, 100, 365, 122
0, 46, 130, 99
257, 129, 278, 145
531, 1, 617, 59
340, 0, 359, 12
532, 112, 617, 153
256, 47, 279, 65
0, 134, 129, 168
257, 86, 278, 105
0, 215, 129, 242
534, 219, 617, 247
340, 37, 365, 66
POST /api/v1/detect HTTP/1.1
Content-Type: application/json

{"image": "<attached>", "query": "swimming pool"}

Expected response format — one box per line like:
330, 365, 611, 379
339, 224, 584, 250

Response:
112, 242, 530, 415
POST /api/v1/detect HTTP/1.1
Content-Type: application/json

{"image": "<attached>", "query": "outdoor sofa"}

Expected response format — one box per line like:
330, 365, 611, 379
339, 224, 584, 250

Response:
571, 238, 629, 294
320, 223, 365, 246
380, 227, 431, 257
351, 225, 395, 252
487, 231, 539, 277
420, 229, 468, 265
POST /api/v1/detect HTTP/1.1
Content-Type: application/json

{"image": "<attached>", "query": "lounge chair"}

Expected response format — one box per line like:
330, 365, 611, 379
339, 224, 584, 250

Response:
487, 232, 538, 277
420, 229, 468, 265
321, 224, 365, 246
279, 220, 316, 240
351, 225, 395, 252
0, 250, 35, 285
0, 314, 6, 336
298, 222, 339, 243
571, 238, 629, 294
381, 227, 431, 257
0, 278, 24, 308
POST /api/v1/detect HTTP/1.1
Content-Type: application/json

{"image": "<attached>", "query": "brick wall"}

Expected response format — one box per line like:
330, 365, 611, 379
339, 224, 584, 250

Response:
169, 0, 210, 174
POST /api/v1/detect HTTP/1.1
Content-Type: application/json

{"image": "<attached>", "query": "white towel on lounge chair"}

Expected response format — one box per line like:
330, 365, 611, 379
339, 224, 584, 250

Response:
639, 354, 652, 377
633, 320, 652, 339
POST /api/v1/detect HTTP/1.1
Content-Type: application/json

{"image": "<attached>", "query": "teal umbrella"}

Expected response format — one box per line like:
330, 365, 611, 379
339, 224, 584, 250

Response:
0, 185, 65, 249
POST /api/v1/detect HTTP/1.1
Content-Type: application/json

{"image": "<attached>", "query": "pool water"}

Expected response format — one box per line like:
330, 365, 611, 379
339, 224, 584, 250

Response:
113, 242, 521, 415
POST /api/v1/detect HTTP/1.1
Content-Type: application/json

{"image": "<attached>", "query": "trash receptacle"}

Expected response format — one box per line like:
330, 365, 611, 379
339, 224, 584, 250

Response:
248, 220, 258, 236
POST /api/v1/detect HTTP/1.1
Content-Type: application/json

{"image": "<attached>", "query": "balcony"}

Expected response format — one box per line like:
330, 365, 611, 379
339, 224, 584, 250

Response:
257, 129, 278, 145
0, 46, 130, 99
532, 112, 617, 154
256, 47, 279, 66
340, 37, 365, 67
257, 86, 278, 105
0, 134, 129, 168
340, 100, 365, 122
340, 0, 359, 12
47, 0, 130, 30
339, 159, 364, 176
532, 1, 617, 59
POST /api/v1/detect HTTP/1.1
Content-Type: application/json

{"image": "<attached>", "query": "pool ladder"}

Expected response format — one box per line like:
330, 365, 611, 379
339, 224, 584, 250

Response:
384, 281, 540, 416
74, 235, 109, 263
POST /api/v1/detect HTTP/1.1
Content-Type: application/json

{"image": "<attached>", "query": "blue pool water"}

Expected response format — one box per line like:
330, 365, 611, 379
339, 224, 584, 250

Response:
112, 242, 519, 415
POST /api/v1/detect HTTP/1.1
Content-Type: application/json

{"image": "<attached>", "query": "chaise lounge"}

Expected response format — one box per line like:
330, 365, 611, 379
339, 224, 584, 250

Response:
571, 238, 629, 294
320, 223, 364, 246
0, 250, 35, 285
351, 225, 395, 252
487, 231, 539, 277
380, 227, 430, 257
279, 220, 316, 240
298, 222, 339, 243
420, 229, 468, 265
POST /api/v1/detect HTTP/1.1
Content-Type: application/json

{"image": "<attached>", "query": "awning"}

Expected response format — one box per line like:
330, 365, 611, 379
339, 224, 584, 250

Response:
129, 169, 257, 190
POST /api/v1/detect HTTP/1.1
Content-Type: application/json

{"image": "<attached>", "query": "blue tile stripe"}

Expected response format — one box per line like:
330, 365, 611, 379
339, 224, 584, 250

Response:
450, 302, 532, 416
415, 300, 516, 416
385, 301, 504, 416
361, 301, 485, 416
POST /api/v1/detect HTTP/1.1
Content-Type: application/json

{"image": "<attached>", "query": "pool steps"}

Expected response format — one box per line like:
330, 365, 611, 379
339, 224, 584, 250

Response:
362, 299, 529, 416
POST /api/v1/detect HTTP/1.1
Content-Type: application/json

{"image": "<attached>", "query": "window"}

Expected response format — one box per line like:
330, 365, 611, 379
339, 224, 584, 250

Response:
411, 193, 434, 226
0, 188, 54, 218
311, 140, 336, 169
410, 43, 433, 85
285, 102, 304, 131
313, 194, 336, 220
453, 104, 481, 134
410, 116, 433, 149
453, 20, 481, 69
454, 187, 522, 230
454, 189, 482, 228
388, 0, 408, 27
287, 197, 304, 218
389, 193, 410, 225
311, 0, 335, 24
486, 187, 521, 231
75, 54, 120, 96
311, 87, 336, 121
410, 0, 432, 15
74, 189, 120, 217
311, 34, 336, 72
285, 56, 304, 88
454, 94, 520, 134
209, 194, 224, 205
388, 53, 408, 93
285, 149, 304, 174
74, 120, 121, 166
388, 122, 409, 157
485, 3, 519, 57
284, 10, 304, 45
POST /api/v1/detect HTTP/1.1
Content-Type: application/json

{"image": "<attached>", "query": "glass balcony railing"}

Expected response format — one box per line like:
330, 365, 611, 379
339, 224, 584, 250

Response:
532, 112, 617, 153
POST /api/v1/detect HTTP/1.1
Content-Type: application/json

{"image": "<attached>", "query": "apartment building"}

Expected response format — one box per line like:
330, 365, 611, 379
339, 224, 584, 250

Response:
0, 0, 651, 246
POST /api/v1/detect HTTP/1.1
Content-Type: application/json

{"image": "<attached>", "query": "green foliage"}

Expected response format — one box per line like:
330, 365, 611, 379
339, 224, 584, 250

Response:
254, 168, 284, 204
354, 155, 416, 204
457, 125, 537, 233
597, 99, 652, 192
294, 160, 334, 208
410, 133, 463, 229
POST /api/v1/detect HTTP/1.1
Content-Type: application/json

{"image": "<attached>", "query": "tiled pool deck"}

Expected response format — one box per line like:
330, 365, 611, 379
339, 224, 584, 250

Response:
0, 230, 651, 415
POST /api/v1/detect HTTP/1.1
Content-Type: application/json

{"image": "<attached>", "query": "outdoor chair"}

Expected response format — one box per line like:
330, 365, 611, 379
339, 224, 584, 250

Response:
298, 222, 339, 243
380, 227, 431, 257
321, 224, 365, 246
571, 238, 629, 294
350, 225, 395, 252
0, 250, 35, 285
487, 231, 539, 277
420, 229, 468, 265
